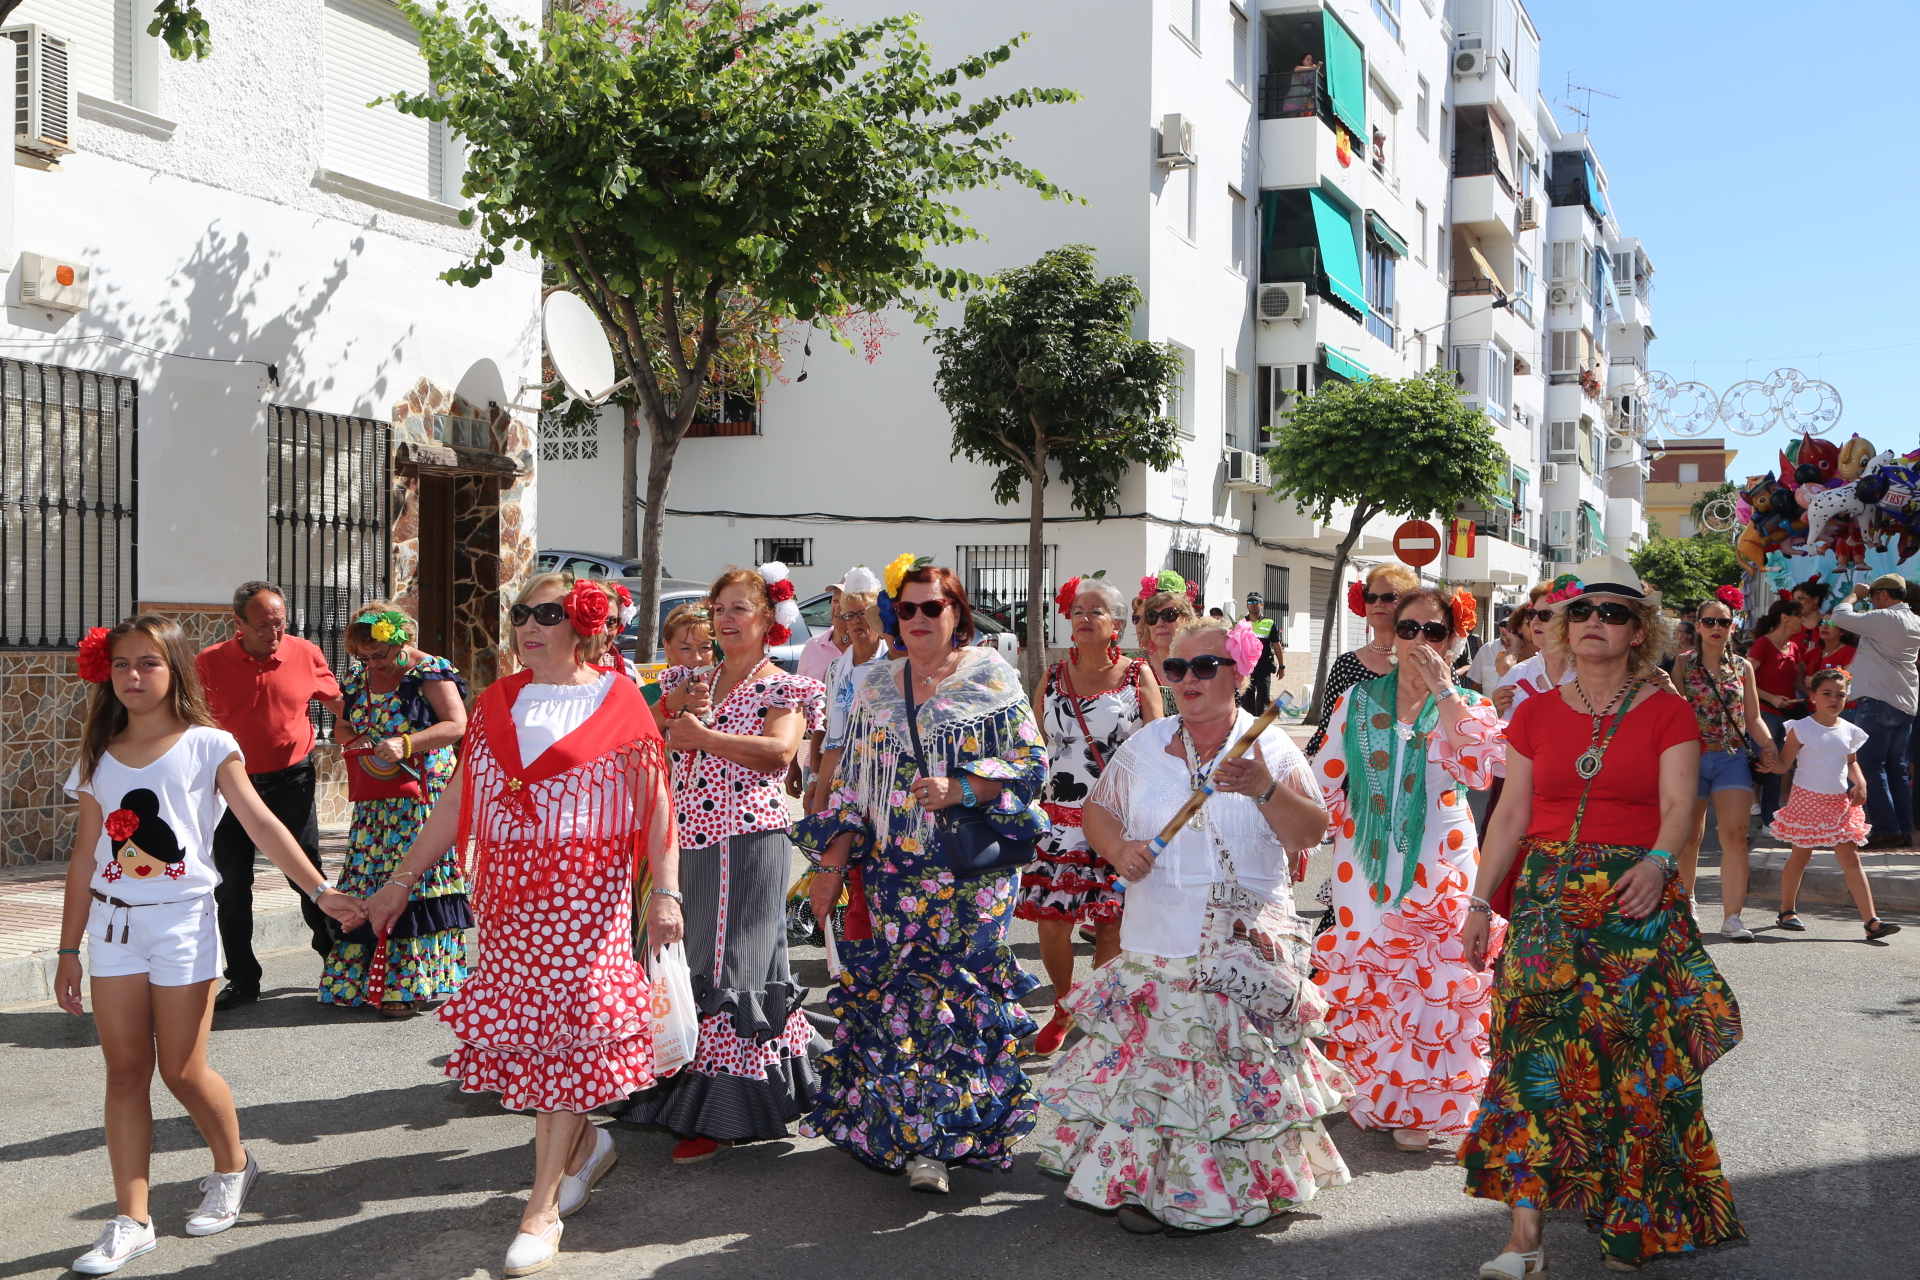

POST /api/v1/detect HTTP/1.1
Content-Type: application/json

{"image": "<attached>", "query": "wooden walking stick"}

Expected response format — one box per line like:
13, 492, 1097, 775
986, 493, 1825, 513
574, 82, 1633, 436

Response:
1119, 706, 1282, 889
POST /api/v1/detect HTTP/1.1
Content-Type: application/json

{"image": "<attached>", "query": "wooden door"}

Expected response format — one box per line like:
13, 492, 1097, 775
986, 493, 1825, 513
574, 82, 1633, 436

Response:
416, 474, 456, 658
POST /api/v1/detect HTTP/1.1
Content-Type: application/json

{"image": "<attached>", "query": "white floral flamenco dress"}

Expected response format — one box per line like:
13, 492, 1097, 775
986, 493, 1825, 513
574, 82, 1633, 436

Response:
1310, 672, 1506, 1136
1035, 714, 1352, 1231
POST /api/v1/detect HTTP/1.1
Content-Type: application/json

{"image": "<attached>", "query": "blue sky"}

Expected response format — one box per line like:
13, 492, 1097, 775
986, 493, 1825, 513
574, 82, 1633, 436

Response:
1531, 0, 1920, 481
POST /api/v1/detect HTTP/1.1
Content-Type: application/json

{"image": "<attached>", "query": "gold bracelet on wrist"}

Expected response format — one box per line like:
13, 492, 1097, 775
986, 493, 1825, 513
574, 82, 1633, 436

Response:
401, 731, 413, 758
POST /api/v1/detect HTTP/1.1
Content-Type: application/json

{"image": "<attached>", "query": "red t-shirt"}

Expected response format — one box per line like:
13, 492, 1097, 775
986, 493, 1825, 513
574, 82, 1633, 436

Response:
1748, 634, 1802, 701
1803, 642, 1855, 672
1506, 687, 1701, 847
195, 635, 342, 773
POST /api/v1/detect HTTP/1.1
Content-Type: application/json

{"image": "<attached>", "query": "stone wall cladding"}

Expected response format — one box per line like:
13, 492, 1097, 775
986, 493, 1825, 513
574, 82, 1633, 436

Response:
0, 649, 88, 866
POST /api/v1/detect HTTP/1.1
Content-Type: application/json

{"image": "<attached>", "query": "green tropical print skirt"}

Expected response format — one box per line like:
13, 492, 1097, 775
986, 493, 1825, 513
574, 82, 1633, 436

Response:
1457, 838, 1746, 1267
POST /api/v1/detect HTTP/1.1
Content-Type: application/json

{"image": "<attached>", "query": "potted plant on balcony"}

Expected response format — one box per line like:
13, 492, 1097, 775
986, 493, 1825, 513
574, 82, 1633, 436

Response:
1578, 367, 1602, 398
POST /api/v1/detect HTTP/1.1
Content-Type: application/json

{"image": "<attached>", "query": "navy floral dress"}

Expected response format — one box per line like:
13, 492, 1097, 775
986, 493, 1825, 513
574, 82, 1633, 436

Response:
320, 655, 472, 1008
793, 648, 1050, 1172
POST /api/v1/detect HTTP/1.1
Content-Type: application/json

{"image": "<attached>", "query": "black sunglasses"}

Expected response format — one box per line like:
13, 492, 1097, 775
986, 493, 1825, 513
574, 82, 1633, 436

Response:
510, 602, 569, 627
1161, 655, 1237, 681
1142, 607, 1187, 626
1364, 590, 1400, 605
1517, 607, 1553, 623
1696, 616, 1733, 629
1394, 619, 1450, 643
1566, 600, 1635, 625
894, 599, 954, 621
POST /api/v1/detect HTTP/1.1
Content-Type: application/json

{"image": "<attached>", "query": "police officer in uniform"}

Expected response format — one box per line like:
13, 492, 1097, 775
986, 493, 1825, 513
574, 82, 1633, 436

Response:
1237, 591, 1280, 714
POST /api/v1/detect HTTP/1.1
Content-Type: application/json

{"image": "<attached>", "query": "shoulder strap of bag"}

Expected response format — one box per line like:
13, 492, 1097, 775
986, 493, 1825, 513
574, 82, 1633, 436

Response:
1057, 659, 1108, 772
902, 663, 928, 772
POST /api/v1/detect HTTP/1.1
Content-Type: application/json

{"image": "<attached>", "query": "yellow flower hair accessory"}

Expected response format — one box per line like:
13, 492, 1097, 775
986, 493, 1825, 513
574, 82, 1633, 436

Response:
356, 609, 412, 647
882, 552, 932, 598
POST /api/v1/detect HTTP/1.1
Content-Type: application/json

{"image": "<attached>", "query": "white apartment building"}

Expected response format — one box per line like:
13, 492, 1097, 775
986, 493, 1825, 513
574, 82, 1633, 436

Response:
1, 0, 543, 862
532, 0, 1660, 697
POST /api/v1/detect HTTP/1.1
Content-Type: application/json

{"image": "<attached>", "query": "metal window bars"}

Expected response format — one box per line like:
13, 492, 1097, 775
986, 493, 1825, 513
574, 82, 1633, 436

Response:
954, 544, 1056, 646
0, 359, 136, 648
266, 406, 391, 740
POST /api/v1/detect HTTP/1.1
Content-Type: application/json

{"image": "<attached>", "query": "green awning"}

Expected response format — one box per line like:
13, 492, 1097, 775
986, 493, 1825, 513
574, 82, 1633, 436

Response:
1580, 503, 1606, 549
1511, 465, 1532, 483
1322, 9, 1366, 140
1260, 189, 1280, 259
1321, 345, 1369, 381
1366, 211, 1409, 258
1309, 189, 1366, 314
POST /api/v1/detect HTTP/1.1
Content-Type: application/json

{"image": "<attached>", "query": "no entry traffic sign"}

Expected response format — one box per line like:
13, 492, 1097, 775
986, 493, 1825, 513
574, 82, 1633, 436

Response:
1393, 519, 1441, 567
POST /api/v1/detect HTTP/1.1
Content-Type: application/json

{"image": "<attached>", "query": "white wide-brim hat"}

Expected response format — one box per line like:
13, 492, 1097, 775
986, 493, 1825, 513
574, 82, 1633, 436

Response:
1565, 555, 1648, 601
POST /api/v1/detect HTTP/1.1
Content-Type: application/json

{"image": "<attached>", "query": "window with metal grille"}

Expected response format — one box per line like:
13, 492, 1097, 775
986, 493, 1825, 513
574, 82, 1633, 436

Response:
1166, 546, 1206, 609
957, 544, 1056, 645
0, 358, 136, 648
540, 412, 598, 461
267, 407, 391, 738
754, 536, 811, 567
1263, 564, 1289, 616
1308, 567, 1331, 621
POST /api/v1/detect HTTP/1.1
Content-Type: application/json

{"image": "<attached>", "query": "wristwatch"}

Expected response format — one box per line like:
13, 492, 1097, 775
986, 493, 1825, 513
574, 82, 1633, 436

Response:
307, 879, 333, 903
1254, 778, 1278, 805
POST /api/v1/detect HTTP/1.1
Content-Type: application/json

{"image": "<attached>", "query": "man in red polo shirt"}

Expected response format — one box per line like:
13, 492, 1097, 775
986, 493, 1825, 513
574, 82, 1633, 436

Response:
197, 581, 345, 1009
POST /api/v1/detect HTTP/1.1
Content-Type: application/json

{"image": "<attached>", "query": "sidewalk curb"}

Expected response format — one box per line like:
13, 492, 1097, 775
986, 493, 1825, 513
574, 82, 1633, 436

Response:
0, 904, 313, 1008
1746, 864, 1919, 912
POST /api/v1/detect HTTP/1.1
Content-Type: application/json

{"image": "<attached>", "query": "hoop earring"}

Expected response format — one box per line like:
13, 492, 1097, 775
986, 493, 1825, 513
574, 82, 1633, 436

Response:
1107, 636, 1122, 663
1070, 646, 1080, 664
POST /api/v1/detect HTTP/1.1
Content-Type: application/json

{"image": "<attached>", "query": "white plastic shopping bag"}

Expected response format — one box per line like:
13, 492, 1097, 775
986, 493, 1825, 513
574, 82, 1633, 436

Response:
823, 913, 844, 979
647, 942, 699, 1077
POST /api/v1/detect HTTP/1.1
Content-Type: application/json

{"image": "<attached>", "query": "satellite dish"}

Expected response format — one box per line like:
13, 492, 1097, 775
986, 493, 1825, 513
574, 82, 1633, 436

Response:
542, 291, 622, 404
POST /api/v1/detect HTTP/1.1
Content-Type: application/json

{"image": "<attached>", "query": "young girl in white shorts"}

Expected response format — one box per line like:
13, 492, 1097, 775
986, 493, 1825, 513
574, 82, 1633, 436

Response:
53, 616, 365, 1274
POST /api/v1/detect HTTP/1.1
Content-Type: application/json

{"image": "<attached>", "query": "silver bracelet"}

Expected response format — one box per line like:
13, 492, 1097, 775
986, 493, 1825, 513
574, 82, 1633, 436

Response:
1466, 902, 1494, 917
651, 887, 684, 903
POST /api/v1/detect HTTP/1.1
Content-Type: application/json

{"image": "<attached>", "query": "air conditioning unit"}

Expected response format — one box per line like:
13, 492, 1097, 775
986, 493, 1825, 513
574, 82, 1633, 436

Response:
1256, 281, 1308, 322
1453, 37, 1487, 78
1224, 448, 1269, 491
1157, 113, 1197, 170
1606, 433, 1633, 454
1539, 462, 1560, 483
6, 25, 75, 168
1549, 285, 1571, 304
19, 252, 89, 312
1516, 197, 1539, 229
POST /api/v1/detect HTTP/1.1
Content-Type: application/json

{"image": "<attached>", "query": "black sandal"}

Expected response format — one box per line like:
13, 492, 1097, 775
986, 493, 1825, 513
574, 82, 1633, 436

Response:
1776, 911, 1806, 932
1865, 918, 1903, 940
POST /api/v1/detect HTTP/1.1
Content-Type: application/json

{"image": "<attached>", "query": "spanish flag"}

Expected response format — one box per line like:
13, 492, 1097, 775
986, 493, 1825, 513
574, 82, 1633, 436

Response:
1449, 518, 1476, 558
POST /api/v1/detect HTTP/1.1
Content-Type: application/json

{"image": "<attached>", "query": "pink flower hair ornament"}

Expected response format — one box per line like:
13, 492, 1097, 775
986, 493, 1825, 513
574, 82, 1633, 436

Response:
1544, 574, 1586, 606
1223, 621, 1263, 671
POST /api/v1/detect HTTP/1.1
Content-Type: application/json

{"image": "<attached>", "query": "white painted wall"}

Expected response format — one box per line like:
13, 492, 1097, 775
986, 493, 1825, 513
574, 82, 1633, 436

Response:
3, 0, 543, 606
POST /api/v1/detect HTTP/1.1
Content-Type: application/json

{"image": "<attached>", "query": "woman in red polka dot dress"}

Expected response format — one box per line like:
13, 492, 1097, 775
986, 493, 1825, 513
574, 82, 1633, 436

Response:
1309, 587, 1504, 1155
611, 564, 826, 1164
368, 574, 681, 1277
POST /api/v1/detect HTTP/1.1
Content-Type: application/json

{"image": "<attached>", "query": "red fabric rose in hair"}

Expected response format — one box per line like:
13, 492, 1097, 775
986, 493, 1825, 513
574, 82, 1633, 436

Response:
766, 578, 796, 604
76, 627, 113, 683
766, 623, 793, 646
1715, 584, 1745, 611
611, 583, 633, 609
1450, 586, 1478, 638
563, 580, 612, 635
105, 808, 140, 842
1347, 580, 1367, 617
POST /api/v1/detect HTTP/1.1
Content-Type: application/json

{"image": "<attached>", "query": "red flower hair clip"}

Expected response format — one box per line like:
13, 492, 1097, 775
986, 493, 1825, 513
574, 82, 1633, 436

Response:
1347, 580, 1367, 616
563, 579, 612, 635
104, 808, 140, 842
1449, 586, 1478, 638
76, 627, 113, 683
1055, 576, 1082, 618
1715, 584, 1746, 611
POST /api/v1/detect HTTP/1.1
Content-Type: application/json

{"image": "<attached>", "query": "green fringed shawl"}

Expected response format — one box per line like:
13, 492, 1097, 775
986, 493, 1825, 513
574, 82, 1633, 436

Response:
1341, 668, 1439, 908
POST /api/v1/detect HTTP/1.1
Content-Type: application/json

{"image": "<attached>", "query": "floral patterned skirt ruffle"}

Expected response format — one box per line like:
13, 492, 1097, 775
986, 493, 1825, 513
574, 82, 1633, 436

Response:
802, 939, 1039, 1172
321, 929, 469, 1007
1767, 785, 1871, 848
1457, 844, 1744, 1267
322, 799, 470, 1006
1015, 807, 1121, 923
1036, 952, 1352, 1230
1313, 858, 1501, 1135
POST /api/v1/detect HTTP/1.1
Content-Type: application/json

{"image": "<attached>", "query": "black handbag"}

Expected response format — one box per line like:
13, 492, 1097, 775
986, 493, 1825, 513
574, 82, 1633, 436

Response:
902, 666, 1037, 879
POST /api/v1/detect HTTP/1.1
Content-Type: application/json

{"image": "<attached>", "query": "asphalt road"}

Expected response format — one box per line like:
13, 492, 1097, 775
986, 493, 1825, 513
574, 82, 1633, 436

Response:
3, 860, 1915, 1280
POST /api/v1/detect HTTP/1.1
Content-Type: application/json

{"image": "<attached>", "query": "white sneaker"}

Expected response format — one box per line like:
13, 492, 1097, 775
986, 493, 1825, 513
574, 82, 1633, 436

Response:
504, 1221, 562, 1277
72, 1216, 156, 1275
1721, 914, 1755, 942
185, 1150, 259, 1236
557, 1124, 616, 1217
906, 1154, 949, 1194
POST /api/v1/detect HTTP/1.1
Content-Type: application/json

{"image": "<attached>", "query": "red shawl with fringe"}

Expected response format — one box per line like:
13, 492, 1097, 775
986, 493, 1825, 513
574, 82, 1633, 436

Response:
457, 668, 671, 916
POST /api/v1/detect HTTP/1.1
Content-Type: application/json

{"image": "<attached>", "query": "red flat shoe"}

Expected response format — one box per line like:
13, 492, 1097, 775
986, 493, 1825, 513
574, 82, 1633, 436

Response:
1032, 1004, 1073, 1055
671, 1136, 730, 1164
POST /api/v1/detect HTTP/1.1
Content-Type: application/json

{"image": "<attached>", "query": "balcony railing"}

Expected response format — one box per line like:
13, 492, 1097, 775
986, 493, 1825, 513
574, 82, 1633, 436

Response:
1451, 276, 1500, 297
1258, 68, 1325, 122
1452, 146, 1515, 196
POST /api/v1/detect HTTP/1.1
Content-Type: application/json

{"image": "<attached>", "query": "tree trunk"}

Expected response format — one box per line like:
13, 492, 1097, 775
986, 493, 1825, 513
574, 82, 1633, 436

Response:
621, 402, 640, 559
1025, 439, 1048, 693
633, 426, 681, 660
1308, 509, 1377, 724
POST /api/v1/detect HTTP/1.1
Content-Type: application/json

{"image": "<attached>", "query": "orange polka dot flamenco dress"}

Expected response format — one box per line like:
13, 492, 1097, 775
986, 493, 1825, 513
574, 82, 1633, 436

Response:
1310, 675, 1505, 1136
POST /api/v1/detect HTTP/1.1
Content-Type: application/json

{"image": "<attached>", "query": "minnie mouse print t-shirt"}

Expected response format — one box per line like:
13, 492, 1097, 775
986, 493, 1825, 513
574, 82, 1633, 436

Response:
65, 725, 242, 903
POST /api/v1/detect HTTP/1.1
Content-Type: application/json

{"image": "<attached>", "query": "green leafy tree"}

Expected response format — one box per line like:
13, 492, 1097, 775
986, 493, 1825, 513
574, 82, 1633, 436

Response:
1264, 368, 1503, 717
1630, 536, 1741, 610
393, 0, 1075, 652
0, 0, 216, 61
935, 246, 1183, 689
